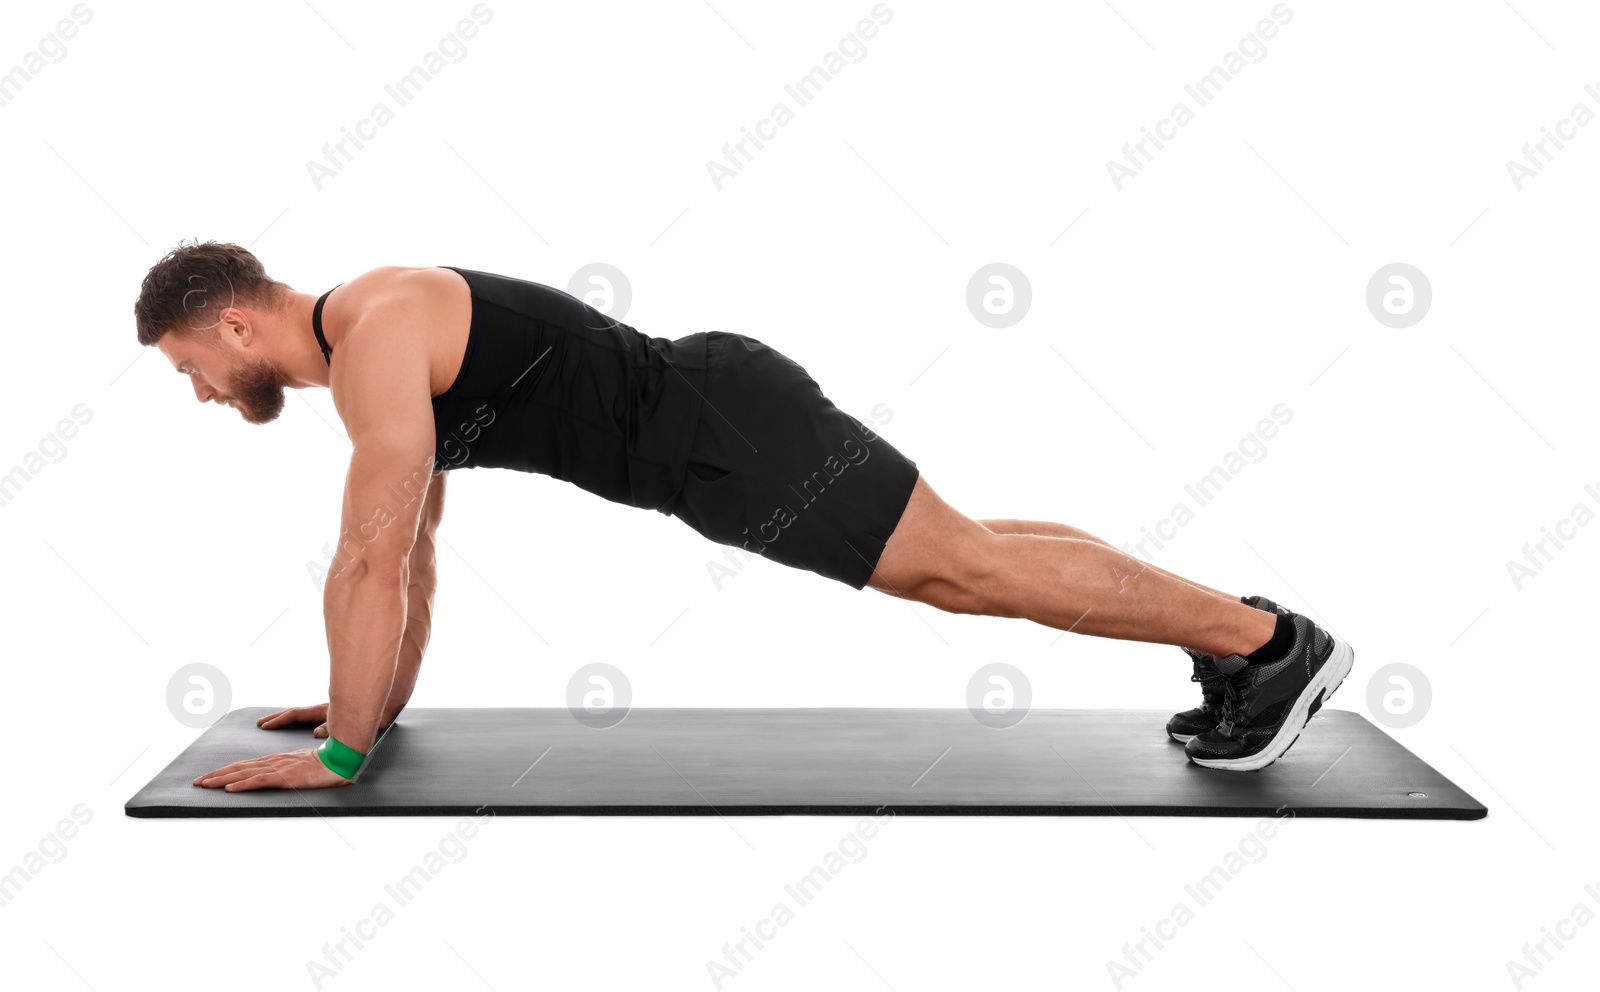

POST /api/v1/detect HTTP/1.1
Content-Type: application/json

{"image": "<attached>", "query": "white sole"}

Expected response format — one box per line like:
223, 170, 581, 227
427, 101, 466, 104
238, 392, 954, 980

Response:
1190, 635, 1356, 772
1168, 731, 1198, 744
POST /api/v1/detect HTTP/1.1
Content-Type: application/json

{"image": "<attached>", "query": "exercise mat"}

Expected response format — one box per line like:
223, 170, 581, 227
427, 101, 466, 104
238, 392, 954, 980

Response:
125, 707, 1486, 820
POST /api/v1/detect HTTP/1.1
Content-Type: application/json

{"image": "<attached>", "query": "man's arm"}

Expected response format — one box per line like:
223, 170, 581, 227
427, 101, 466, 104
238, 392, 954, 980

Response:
382, 468, 446, 723
255, 473, 443, 738
321, 304, 443, 756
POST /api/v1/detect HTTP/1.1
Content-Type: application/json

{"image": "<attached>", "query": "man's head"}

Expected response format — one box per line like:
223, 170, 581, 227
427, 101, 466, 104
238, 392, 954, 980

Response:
135, 240, 297, 425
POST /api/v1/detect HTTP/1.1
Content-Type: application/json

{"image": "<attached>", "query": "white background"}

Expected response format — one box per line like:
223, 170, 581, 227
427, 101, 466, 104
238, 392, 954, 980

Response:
2, 1, 1597, 989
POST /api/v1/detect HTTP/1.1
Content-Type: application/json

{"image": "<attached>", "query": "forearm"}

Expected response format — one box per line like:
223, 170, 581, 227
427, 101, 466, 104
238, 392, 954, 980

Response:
323, 557, 409, 754
384, 540, 437, 722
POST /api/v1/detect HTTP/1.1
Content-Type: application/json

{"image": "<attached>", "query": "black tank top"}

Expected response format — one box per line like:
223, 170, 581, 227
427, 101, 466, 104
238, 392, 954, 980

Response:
312, 266, 709, 513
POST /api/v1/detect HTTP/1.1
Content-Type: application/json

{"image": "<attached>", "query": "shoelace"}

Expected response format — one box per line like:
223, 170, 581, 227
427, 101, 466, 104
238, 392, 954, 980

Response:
1213, 671, 1254, 739
1190, 665, 1230, 709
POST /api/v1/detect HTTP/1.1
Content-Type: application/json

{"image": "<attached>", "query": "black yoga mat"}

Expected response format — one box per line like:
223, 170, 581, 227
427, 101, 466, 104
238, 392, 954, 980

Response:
125, 707, 1486, 819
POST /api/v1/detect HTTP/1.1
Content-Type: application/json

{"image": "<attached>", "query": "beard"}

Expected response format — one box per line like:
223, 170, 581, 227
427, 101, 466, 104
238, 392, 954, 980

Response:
225, 353, 290, 424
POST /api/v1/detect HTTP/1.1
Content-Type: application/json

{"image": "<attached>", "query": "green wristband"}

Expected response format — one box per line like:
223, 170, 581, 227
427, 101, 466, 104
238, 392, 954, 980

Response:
316, 735, 367, 779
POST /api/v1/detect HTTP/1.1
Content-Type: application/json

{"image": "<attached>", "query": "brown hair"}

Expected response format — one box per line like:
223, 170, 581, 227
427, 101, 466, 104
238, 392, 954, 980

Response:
133, 240, 292, 346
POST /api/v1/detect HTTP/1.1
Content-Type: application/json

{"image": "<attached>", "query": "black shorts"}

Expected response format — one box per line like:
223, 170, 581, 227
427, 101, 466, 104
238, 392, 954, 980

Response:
661, 331, 920, 590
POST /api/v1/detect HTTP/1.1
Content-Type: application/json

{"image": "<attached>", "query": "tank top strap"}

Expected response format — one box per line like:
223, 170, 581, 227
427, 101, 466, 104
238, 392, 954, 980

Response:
312, 284, 342, 364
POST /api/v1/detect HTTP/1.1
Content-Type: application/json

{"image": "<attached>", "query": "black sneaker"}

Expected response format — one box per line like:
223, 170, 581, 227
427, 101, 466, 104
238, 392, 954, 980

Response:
1184, 610, 1356, 772
1165, 595, 1288, 743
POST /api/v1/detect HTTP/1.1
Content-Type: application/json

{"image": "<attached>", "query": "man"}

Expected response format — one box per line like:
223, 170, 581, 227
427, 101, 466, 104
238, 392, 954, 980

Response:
133, 240, 1353, 791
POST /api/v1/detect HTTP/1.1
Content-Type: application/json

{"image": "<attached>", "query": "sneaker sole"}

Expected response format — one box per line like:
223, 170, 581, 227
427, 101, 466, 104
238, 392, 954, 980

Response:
1168, 731, 1200, 744
1189, 634, 1356, 772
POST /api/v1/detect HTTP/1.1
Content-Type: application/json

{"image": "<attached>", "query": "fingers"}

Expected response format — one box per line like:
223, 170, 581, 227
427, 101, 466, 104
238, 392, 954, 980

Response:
314, 723, 328, 738
194, 755, 286, 787
194, 757, 258, 785
194, 766, 257, 788
193, 751, 297, 788
256, 704, 329, 731
257, 707, 307, 729
224, 771, 286, 792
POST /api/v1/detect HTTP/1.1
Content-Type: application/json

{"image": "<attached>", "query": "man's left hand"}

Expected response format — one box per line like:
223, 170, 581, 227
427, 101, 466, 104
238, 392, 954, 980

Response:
193, 749, 352, 791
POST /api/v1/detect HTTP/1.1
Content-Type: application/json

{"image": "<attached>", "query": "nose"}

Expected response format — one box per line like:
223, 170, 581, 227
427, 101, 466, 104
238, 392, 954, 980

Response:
191, 376, 215, 404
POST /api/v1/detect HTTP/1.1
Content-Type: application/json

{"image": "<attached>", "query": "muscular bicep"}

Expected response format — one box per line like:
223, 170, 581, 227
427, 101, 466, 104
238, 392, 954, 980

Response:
329, 310, 440, 576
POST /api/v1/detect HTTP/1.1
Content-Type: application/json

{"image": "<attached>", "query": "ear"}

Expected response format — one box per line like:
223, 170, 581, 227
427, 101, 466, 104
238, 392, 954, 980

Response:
215, 307, 253, 347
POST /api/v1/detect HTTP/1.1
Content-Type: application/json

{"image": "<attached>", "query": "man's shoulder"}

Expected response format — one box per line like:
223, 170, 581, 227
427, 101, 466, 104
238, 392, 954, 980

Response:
338, 265, 458, 305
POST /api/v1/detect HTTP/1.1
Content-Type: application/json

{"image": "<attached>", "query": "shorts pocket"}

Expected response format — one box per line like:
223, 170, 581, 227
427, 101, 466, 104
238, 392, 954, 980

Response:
686, 459, 733, 485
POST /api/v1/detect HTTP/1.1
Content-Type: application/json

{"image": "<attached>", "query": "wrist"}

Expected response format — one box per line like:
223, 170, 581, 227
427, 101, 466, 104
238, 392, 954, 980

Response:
315, 735, 368, 779
316, 717, 401, 780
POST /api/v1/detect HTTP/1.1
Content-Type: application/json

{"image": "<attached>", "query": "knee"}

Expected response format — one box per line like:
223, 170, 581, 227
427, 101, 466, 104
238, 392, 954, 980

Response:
901, 533, 1009, 617
907, 574, 987, 615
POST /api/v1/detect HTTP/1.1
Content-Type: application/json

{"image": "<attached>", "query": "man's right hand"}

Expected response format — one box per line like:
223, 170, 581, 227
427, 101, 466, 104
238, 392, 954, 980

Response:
257, 704, 330, 738
257, 702, 405, 739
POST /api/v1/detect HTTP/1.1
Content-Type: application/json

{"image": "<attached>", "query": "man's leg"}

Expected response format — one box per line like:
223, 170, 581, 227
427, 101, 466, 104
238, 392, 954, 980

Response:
886, 478, 1356, 773
869, 478, 1275, 659
977, 518, 1241, 607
